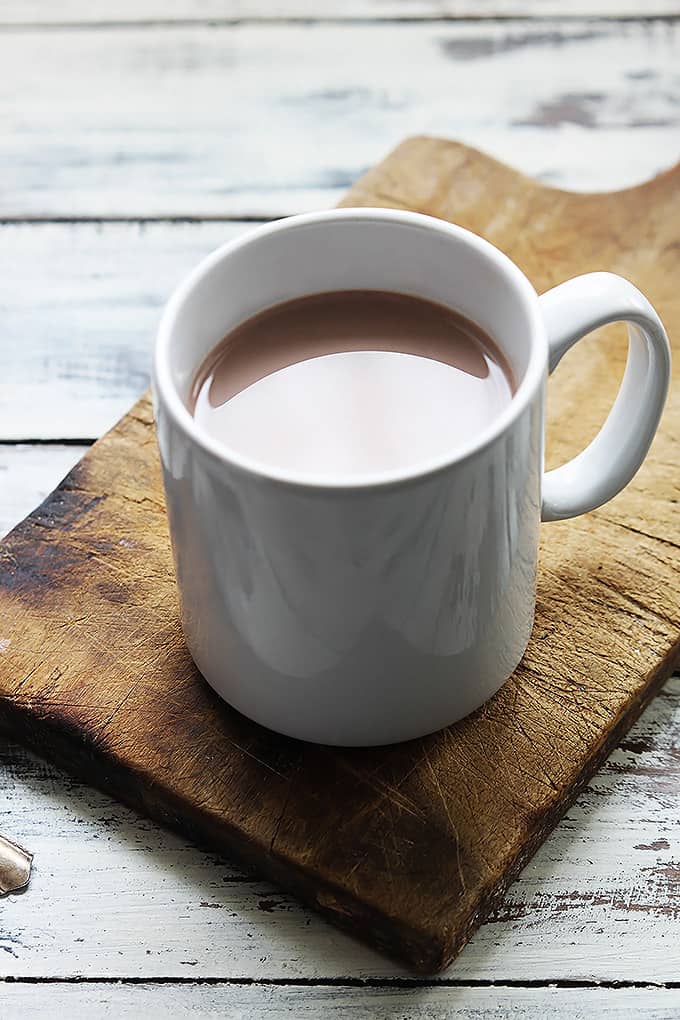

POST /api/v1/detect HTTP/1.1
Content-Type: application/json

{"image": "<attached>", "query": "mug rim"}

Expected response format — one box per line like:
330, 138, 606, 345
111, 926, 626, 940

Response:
153, 208, 547, 491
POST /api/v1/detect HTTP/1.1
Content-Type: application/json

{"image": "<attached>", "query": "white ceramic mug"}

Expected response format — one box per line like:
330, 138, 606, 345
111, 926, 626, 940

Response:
153, 209, 670, 746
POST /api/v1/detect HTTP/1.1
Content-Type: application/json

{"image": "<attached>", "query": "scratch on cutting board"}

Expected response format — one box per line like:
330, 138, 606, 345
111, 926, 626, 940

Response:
0, 834, 33, 895
0, 638, 10, 653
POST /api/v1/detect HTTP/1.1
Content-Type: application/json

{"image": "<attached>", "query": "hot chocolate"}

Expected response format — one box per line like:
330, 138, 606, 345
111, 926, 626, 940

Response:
190, 290, 514, 478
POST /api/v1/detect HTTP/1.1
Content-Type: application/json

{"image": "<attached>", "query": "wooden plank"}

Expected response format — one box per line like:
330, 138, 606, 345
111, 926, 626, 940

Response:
3, 983, 680, 1019
0, 675, 678, 981
0, 21, 678, 218
0, 223, 249, 441
0, 446, 89, 537
2, 2, 678, 25
0, 140, 678, 973
13, 199, 676, 441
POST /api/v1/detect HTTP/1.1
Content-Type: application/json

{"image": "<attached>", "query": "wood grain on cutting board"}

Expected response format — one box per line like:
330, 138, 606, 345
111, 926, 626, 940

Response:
0, 137, 677, 972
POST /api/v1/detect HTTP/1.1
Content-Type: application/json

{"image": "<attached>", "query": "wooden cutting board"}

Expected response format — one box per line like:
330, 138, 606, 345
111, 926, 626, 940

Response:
0, 137, 678, 973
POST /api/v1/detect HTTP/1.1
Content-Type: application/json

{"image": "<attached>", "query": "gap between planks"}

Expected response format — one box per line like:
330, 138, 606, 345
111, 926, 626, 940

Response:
3, 15, 680, 31
2, 977, 680, 989
0, 216, 273, 225
2, 0, 679, 29
0, 438, 95, 446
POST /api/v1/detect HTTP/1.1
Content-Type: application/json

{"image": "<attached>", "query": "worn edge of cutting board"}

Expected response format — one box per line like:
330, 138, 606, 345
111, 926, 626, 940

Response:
0, 136, 678, 973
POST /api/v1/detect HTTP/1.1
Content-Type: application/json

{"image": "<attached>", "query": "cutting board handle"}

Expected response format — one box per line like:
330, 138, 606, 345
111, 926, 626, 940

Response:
539, 272, 671, 522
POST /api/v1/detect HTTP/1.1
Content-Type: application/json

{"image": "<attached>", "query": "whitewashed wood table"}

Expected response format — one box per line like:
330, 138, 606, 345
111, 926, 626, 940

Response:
1, 2, 679, 1016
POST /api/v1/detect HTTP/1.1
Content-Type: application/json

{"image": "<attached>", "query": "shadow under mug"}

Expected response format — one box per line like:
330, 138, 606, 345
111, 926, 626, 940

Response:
153, 209, 670, 746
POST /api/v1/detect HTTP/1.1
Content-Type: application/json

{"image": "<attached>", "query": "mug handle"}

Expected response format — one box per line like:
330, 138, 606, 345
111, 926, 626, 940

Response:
538, 272, 671, 522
